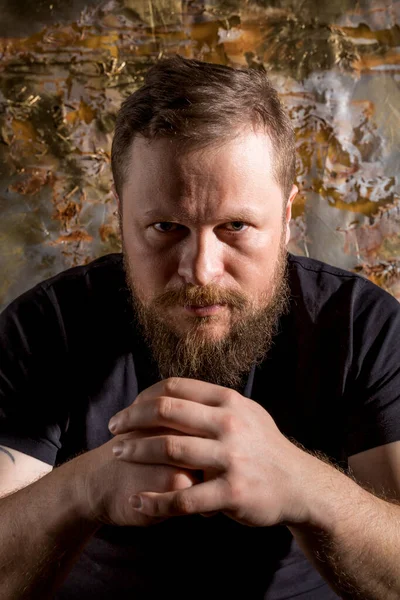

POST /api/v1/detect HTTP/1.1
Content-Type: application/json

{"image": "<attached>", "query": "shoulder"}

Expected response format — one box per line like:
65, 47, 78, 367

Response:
27, 252, 123, 303
39, 252, 124, 294
288, 253, 364, 286
3, 253, 124, 307
287, 253, 400, 323
1, 253, 128, 332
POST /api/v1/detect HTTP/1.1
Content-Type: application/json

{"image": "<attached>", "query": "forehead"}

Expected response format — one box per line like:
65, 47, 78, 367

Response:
122, 131, 282, 219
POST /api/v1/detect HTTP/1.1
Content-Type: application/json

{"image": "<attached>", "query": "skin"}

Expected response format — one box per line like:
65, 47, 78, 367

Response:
0, 127, 398, 599
108, 377, 319, 527
108, 130, 315, 528
108, 131, 400, 598
117, 132, 298, 341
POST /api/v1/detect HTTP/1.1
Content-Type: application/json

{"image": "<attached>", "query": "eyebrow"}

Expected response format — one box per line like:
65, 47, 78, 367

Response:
143, 208, 260, 223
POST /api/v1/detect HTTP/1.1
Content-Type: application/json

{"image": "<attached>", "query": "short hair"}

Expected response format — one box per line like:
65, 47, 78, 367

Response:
111, 55, 296, 202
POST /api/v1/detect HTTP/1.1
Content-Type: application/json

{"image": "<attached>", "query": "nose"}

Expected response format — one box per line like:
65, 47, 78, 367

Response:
177, 229, 224, 286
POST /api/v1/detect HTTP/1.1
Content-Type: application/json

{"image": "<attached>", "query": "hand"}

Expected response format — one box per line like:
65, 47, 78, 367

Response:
74, 426, 200, 528
107, 377, 316, 528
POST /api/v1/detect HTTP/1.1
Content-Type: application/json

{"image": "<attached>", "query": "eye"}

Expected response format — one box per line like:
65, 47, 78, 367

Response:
223, 221, 249, 233
152, 222, 184, 233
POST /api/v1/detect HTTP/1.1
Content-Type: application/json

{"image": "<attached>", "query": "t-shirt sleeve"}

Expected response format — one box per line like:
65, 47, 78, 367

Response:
345, 278, 400, 457
0, 284, 69, 466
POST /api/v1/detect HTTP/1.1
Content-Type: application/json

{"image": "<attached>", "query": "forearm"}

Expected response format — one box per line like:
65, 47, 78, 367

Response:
0, 455, 100, 599
288, 459, 400, 600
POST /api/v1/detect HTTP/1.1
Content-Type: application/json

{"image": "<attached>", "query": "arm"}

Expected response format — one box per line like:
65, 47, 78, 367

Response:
289, 280, 400, 598
0, 448, 100, 600
107, 377, 400, 599
0, 431, 199, 600
287, 449, 400, 600
0, 446, 53, 497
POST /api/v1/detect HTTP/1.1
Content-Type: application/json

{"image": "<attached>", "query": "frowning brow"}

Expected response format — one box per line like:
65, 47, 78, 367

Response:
143, 208, 260, 223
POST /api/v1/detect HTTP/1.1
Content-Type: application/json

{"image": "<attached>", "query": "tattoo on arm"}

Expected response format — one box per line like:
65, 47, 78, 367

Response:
0, 446, 15, 463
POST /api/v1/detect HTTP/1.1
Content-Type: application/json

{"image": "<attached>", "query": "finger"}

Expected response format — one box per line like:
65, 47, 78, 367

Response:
109, 396, 220, 437
136, 377, 232, 407
130, 478, 228, 517
134, 463, 200, 493
113, 435, 227, 471
173, 471, 200, 489
200, 511, 219, 517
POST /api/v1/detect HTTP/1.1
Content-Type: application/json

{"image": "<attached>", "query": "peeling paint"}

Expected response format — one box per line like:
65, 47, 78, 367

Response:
0, 0, 399, 308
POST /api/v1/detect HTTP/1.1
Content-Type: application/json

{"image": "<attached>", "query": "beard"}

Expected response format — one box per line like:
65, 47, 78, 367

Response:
122, 232, 290, 392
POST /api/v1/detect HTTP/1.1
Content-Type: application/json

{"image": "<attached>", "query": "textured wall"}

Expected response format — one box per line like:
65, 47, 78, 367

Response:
0, 0, 399, 311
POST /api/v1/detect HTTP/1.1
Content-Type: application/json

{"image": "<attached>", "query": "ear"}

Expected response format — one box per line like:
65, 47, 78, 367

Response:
285, 184, 298, 245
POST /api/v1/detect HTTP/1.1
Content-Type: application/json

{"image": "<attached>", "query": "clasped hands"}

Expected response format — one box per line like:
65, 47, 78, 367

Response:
108, 377, 315, 528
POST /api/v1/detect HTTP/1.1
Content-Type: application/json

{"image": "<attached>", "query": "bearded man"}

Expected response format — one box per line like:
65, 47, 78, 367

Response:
1, 56, 400, 600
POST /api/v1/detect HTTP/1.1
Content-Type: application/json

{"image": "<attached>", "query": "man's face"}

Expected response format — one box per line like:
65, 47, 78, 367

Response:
118, 131, 297, 389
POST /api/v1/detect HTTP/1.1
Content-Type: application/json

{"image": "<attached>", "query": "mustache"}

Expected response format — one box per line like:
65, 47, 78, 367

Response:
152, 285, 248, 310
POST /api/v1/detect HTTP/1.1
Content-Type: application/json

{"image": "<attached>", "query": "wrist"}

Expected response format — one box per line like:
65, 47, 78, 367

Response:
288, 449, 360, 532
282, 446, 345, 530
66, 451, 104, 527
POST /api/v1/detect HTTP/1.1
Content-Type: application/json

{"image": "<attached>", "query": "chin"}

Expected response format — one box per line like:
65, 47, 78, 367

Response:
174, 318, 229, 340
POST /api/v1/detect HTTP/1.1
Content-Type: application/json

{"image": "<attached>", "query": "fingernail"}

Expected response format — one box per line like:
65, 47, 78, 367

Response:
108, 417, 119, 432
131, 495, 142, 509
112, 443, 124, 457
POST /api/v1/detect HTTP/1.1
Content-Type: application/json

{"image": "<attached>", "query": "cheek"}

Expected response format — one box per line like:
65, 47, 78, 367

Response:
229, 230, 281, 280
124, 237, 178, 294
233, 238, 284, 304
124, 222, 177, 266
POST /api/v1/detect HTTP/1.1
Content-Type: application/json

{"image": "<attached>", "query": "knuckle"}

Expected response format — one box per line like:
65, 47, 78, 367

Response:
156, 396, 173, 420
163, 377, 179, 396
174, 491, 193, 515
164, 436, 180, 461
124, 439, 136, 457
221, 387, 236, 406
220, 413, 239, 435
227, 479, 245, 508
152, 495, 163, 515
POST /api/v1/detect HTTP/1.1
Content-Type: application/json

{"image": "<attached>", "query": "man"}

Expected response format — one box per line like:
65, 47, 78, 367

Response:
0, 55, 400, 600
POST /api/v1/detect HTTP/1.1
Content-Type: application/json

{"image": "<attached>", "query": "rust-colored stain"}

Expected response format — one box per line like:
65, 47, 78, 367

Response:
0, 0, 399, 308
50, 230, 93, 244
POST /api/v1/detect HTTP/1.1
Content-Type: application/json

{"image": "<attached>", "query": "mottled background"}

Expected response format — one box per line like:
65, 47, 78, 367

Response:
0, 0, 399, 311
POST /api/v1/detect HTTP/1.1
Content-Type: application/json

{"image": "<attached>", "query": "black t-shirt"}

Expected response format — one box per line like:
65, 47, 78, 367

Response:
1, 252, 400, 599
